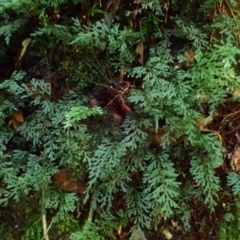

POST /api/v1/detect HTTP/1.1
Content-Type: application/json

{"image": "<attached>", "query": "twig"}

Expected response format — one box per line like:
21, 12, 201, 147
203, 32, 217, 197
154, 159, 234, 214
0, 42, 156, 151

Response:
88, 205, 94, 222
103, 82, 130, 109
42, 213, 50, 240
164, 0, 170, 24
224, 0, 236, 20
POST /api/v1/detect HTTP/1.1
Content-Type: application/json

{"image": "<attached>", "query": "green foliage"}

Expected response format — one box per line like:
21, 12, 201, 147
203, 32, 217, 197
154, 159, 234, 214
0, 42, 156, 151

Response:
218, 199, 240, 240
143, 150, 180, 222
70, 209, 119, 240
227, 173, 240, 196
190, 134, 224, 210
64, 106, 103, 128
89, 3, 105, 17
1, 0, 240, 239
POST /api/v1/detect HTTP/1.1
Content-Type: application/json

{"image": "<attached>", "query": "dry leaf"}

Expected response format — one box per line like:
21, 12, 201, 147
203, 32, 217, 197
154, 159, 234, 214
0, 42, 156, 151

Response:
53, 169, 87, 194
232, 86, 240, 99
106, 0, 121, 13
162, 229, 173, 239
19, 38, 31, 60
152, 127, 166, 145
147, 126, 183, 145
8, 110, 24, 129
121, 103, 132, 113
135, 40, 144, 65
175, 50, 195, 69
197, 115, 213, 131
230, 146, 240, 171
183, 50, 195, 62
145, 127, 167, 145
109, 111, 123, 125
117, 225, 122, 236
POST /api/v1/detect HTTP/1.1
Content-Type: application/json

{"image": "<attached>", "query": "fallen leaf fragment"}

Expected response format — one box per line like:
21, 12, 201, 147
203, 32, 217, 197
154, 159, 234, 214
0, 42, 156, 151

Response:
117, 225, 122, 236
162, 229, 173, 239
175, 49, 195, 69
106, 0, 121, 13
53, 169, 87, 194
232, 86, 240, 100
135, 40, 144, 65
228, 132, 240, 172
8, 110, 24, 129
19, 38, 31, 60
109, 111, 123, 125
121, 103, 132, 113
152, 127, 166, 145
197, 115, 213, 131
230, 145, 240, 172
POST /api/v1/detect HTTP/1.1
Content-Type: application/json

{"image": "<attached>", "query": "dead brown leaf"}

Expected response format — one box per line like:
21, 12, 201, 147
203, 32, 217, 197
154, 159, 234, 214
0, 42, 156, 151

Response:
8, 110, 24, 129
229, 145, 240, 171
135, 40, 144, 65
106, 0, 121, 13
53, 169, 87, 194
197, 115, 213, 131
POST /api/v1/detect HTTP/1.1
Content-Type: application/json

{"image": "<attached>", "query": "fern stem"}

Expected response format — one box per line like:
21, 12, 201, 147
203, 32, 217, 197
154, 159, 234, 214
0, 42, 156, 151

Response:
87, 205, 94, 222
42, 213, 50, 240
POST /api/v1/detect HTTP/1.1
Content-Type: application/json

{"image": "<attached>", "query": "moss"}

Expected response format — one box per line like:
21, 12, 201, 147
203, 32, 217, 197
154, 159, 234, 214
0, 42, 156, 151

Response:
218, 197, 240, 240
218, 222, 240, 240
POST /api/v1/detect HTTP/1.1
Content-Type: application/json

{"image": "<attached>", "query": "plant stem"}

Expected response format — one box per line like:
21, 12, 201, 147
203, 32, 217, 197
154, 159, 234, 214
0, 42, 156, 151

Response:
42, 213, 50, 240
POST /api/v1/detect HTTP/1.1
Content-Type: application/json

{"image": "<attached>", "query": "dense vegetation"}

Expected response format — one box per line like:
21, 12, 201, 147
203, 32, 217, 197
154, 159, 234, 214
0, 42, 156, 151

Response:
1, 0, 240, 239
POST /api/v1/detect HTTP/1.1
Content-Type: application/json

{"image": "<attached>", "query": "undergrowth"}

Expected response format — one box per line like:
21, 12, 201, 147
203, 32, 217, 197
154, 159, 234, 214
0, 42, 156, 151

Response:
1, 0, 240, 239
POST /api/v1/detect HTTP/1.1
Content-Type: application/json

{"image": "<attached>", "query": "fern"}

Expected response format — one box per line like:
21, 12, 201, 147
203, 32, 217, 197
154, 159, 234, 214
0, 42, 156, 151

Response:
227, 173, 240, 196
190, 134, 224, 210
143, 150, 180, 222
1, 0, 240, 239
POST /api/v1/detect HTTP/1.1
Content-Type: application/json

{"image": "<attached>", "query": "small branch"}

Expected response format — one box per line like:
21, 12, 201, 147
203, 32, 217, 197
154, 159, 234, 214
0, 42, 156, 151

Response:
224, 0, 236, 20
42, 213, 50, 240
87, 205, 94, 222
